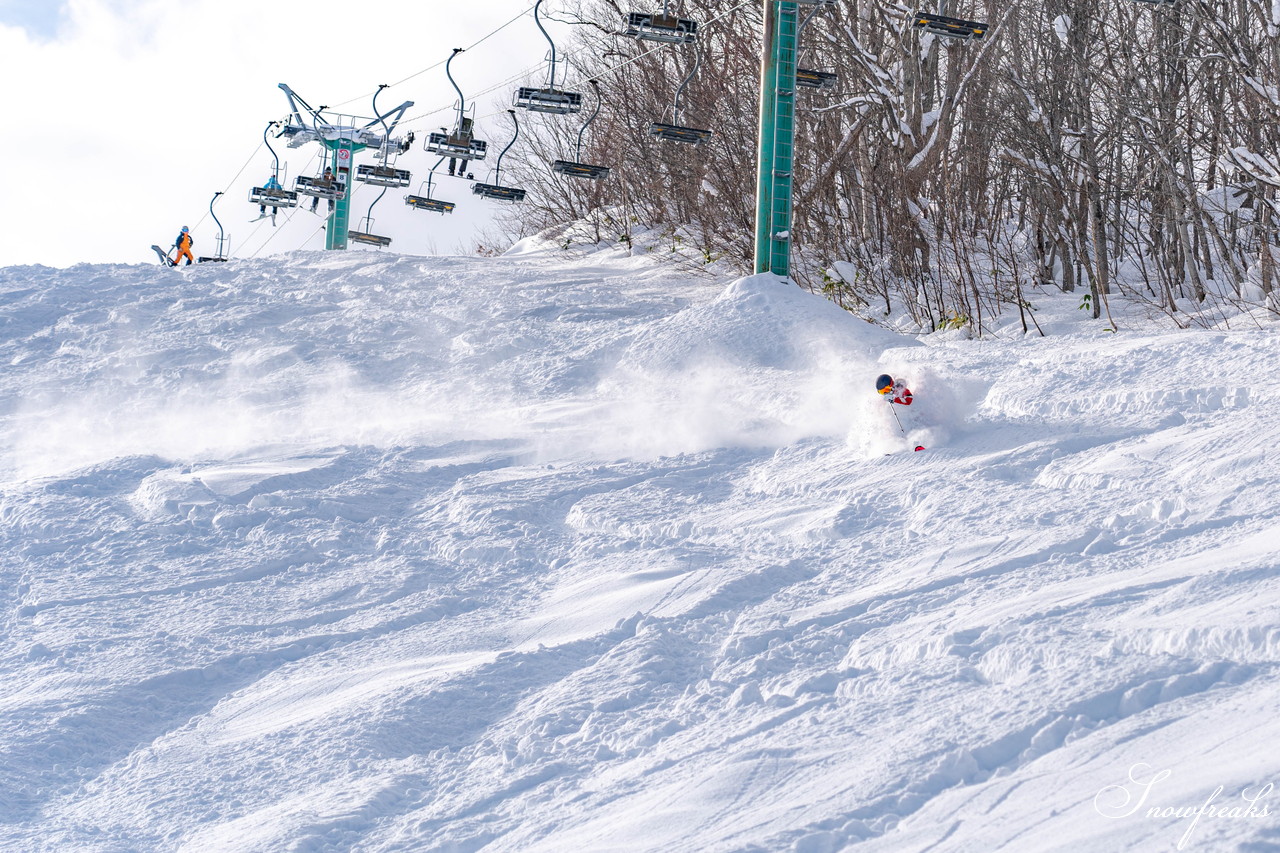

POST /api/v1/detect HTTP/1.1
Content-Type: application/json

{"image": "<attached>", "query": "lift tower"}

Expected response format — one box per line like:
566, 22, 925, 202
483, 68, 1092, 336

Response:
755, 1, 801, 277
275, 84, 413, 250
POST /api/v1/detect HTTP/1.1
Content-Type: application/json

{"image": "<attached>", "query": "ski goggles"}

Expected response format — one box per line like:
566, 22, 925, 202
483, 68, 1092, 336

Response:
877, 384, 893, 395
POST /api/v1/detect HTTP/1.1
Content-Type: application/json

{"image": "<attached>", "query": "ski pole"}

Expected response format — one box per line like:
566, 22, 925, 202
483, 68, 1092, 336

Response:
886, 399, 924, 452
886, 399, 907, 438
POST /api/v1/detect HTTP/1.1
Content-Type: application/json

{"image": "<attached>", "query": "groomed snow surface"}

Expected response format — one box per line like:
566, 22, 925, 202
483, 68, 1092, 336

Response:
2, 243, 1278, 852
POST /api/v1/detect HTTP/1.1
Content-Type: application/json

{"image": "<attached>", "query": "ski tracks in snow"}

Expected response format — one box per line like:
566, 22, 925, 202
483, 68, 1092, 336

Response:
2, 252, 1279, 851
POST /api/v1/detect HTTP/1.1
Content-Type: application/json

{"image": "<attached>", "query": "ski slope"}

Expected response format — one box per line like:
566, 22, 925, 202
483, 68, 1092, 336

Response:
1, 244, 1278, 852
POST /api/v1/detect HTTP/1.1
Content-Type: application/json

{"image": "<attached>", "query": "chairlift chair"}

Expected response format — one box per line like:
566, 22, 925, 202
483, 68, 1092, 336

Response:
648, 122, 713, 144
552, 80, 611, 180
473, 110, 528, 203
357, 86, 413, 188
795, 68, 838, 90
295, 173, 347, 200
649, 31, 714, 145
623, 8, 698, 44
552, 161, 611, 180
348, 226, 393, 247
913, 13, 988, 39
356, 163, 412, 187
406, 195, 457, 213
514, 1, 583, 115
795, 2, 838, 91
250, 122, 301, 208
406, 169, 457, 214
346, 87, 401, 248
472, 183, 528, 202
515, 86, 584, 115
427, 131, 489, 160
426, 49, 491, 161
249, 186, 300, 207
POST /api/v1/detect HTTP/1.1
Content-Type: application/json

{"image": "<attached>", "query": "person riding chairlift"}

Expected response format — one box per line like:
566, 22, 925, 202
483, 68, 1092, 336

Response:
258, 174, 282, 222
311, 167, 337, 213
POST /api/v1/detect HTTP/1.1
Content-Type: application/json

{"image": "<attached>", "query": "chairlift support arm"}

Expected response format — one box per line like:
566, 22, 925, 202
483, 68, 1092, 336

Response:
207, 191, 229, 261
263, 121, 282, 177
575, 80, 603, 161
533, 0, 560, 90
495, 110, 520, 183
278, 83, 328, 130
446, 49, 469, 132
671, 35, 704, 122
362, 94, 415, 139
210, 191, 224, 247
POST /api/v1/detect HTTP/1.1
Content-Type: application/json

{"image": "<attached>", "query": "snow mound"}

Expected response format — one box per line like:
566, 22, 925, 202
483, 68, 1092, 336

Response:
619, 272, 915, 372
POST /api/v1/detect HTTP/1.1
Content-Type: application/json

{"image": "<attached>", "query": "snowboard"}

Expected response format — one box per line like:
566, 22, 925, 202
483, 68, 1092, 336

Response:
151, 245, 176, 267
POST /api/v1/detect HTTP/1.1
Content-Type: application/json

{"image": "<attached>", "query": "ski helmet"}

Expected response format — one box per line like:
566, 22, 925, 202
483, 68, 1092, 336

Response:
875, 374, 894, 394
181, 226, 189, 232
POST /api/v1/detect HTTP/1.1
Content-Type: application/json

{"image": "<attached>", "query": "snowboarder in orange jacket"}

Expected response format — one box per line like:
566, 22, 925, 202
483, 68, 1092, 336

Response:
173, 226, 195, 266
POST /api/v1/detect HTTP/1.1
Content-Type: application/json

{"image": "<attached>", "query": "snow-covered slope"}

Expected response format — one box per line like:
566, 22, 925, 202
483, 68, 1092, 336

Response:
1, 247, 1278, 852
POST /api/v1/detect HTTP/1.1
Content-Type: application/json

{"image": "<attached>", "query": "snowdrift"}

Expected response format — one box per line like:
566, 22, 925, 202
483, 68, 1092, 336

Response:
2, 247, 1279, 852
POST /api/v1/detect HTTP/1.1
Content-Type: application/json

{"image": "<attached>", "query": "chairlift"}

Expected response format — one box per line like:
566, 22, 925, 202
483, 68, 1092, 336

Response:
472, 183, 528, 202
405, 195, 457, 214
426, 49, 490, 162
648, 33, 713, 144
623, 2, 698, 44
198, 192, 230, 263
355, 163, 412, 187
795, 2, 838, 91
552, 80, 611, 180
354, 84, 413, 188
347, 87, 402, 248
295, 172, 346, 200
348, 215, 393, 247
473, 110, 528, 203
648, 122, 713, 144
249, 122, 301, 209
795, 68, 838, 90
249, 185, 299, 207
405, 167, 457, 214
515, 87, 584, 114
913, 13, 988, 40
514, 0, 583, 115
427, 130, 489, 159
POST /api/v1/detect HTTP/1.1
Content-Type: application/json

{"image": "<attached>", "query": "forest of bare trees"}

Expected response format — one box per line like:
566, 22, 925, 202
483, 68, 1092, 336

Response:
497, 0, 1280, 331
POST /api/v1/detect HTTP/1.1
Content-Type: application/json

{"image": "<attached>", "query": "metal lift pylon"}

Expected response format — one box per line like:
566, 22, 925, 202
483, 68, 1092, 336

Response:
276, 83, 413, 250
755, 1, 799, 277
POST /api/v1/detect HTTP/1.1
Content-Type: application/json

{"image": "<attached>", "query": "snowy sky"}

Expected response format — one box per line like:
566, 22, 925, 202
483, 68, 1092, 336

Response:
0, 0, 575, 268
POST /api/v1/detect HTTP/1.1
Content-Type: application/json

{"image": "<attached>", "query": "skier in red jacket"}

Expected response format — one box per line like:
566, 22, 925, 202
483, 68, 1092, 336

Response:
875, 374, 913, 405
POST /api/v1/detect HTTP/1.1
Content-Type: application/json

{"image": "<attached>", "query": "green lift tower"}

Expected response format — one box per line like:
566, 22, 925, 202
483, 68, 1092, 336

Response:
755, 0, 801, 278
275, 84, 414, 251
